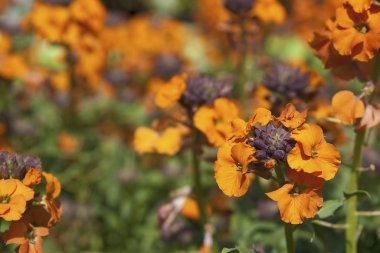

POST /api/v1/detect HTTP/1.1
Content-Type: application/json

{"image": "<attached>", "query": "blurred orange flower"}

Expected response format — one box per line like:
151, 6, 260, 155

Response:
58, 132, 79, 154
0, 179, 34, 221
288, 124, 341, 180
133, 127, 183, 155
194, 98, 240, 147
332, 90, 365, 125
266, 169, 324, 224
155, 74, 187, 109
214, 142, 255, 197
252, 0, 286, 25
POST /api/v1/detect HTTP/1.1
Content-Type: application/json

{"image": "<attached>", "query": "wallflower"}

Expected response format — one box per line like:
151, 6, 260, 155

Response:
266, 169, 324, 224
331, 90, 365, 125
43, 172, 62, 226
194, 98, 240, 147
214, 142, 255, 197
5, 220, 49, 253
155, 74, 187, 109
0, 55, 28, 80
252, 0, 286, 25
25, 3, 70, 42
310, 18, 372, 80
23, 168, 42, 187
214, 104, 341, 224
69, 0, 106, 32
0, 179, 34, 221
287, 124, 341, 180
133, 127, 183, 155
58, 132, 79, 154
332, 3, 380, 61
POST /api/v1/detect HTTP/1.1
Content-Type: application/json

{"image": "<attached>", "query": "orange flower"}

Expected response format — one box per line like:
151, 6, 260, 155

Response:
332, 4, 380, 61
310, 18, 372, 80
252, 0, 286, 25
155, 74, 187, 109
58, 132, 78, 154
23, 168, 42, 187
133, 127, 182, 155
287, 124, 341, 180
194, 98, 240, 147
277, 103, 307, 129
0, 179, 34, 221
331, 90, 365, 125
0, 55, 28, 80
69, 0, 106, 32
214, 142, 255, 197
180, 197, 212, 221
5, 221, 49, 253
266, 169, 324, 224
247, 107, 272, 128
43, 173, 62, 226
25, 3, 70, 42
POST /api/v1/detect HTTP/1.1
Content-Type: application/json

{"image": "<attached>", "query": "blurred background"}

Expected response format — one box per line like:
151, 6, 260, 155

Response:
1, 0, 380, 252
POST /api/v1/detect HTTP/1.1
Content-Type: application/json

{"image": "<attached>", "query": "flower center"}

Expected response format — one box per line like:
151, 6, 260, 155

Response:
355, 23, 370, 34
311, 148, 318, 158
236, 163, 243, 171
290, 184, 307, 196
0, 195, 10, 204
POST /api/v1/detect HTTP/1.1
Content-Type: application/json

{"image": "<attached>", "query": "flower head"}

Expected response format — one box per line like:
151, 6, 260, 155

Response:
262, 63, 310, 100
287, 124, 341, 180
214, 142, 255, 197
266, 169, 324, 224
0, 179, 34, 221
332, 3, 380, 61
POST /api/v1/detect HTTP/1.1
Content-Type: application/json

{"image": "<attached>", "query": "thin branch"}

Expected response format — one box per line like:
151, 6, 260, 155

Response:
312, 220, 347, 229
356, 211, 380, 217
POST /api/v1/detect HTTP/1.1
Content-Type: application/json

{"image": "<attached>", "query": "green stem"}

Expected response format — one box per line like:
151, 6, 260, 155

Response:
192, 128, 207, 227
274, 163, 295, 253
345, 128, 366, 253
284, 223, 295, 253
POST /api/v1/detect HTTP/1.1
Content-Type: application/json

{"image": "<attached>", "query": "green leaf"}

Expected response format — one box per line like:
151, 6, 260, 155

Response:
221, 248, 240, 253
0, 221, 11, 233
344, 190, 371, 200
317, 200, 343, 219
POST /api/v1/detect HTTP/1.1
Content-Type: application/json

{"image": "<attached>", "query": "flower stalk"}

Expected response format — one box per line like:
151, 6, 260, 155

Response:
192, 128, 207, 227
345, 129, 365, 253
274, 163, 295, 253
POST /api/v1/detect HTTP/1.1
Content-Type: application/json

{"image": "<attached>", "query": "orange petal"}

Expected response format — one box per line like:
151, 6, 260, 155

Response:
155, 127, 182, 155
332, 90, 364, 125
247, 108, 272, 128
277, 103, 307, 129
133, 127, 159, 154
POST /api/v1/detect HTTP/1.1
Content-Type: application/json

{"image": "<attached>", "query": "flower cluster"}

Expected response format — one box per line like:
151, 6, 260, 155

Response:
0, 151, 61, 252
214, 104, 341, 224
310, 0, 380, 80
133, 73, 235, 155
